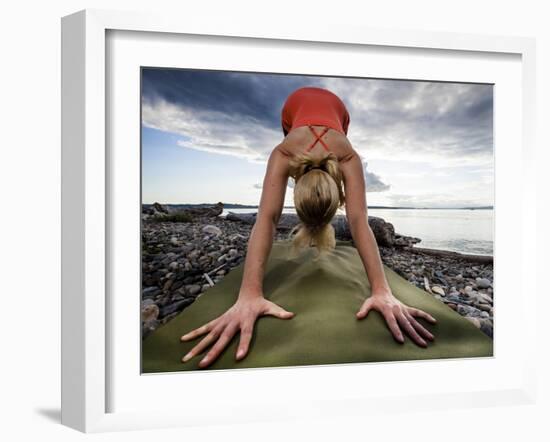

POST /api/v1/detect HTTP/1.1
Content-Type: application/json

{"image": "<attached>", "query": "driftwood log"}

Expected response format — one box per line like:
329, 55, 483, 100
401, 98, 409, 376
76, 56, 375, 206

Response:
181, 202, 224, 217
403, 246, 493, 264
225, 212, 421, 248
143, 202, 224, 218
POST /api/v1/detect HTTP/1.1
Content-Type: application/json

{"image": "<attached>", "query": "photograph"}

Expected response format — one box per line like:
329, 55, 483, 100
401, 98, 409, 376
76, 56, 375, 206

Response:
140, 67, 494, 373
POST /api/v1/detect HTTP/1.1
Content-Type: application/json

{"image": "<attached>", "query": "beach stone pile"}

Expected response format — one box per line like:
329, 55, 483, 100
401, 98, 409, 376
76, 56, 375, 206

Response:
141, 212, 289, 339
379, 246, 494, 338
141, 203, 494, 340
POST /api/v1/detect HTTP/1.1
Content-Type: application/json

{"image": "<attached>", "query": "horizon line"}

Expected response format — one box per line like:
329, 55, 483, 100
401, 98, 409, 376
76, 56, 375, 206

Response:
142, 202, 494, 210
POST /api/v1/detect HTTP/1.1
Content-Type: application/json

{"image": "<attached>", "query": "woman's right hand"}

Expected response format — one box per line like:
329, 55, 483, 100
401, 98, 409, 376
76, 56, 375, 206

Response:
180, 295, 294, 369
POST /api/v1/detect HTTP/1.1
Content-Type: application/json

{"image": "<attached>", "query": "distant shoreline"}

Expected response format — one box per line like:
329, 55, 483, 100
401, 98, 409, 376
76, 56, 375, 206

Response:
142, 203, 494, 211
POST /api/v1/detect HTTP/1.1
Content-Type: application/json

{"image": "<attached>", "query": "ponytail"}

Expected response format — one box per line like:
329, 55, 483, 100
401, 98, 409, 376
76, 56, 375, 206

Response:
286, 151, 345, 260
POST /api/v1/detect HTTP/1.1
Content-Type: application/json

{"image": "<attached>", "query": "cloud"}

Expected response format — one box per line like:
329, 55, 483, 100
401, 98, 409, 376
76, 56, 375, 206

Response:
141, 68, 493, 207
386, 192, 491, 208
254, 178, 296, 190
362, 158, 390, 192
321, 77, 493, 166
142, 69, 493, 168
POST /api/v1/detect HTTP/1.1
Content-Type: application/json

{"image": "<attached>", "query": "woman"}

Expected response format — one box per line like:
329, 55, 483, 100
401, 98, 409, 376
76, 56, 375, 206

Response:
180, 86, 437, 368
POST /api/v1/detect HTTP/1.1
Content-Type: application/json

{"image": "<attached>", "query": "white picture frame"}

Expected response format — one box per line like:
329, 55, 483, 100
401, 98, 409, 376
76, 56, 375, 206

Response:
61, 8, 538, 433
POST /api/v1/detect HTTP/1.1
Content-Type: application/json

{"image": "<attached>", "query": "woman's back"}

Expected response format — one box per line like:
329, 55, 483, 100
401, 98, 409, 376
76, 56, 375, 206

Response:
276, 125, 356, 164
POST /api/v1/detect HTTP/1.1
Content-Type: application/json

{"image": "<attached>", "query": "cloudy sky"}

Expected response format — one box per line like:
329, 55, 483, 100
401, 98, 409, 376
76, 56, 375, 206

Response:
141, 68, 493, 208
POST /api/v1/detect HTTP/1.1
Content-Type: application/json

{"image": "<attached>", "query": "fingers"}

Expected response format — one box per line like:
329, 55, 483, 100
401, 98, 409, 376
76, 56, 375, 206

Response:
382, 310, 405, 344
236, 321, 254, 361
356, 299, 373, 320
199, 324, 239, 368
181, 327, 221, 362
264, 302, 294, 319
395, 310, 427, 348
405, 311, 434, 342
180, 318, 218, 342
409, 308, 437, 324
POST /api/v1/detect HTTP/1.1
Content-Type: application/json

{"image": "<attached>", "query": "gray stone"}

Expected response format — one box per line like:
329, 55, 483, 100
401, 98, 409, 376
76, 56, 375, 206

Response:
465, 316, 481, 328
202, 225, 222, 236
475, 277, 492, 289
187, 284, 202, 296
141, 303, 159, 322
431, 285, 446, 296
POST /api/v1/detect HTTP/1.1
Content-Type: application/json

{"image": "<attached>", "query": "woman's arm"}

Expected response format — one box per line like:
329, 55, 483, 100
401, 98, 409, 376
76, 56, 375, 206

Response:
338, 152, 391, 293
339, 152, 437, 347
238, 148, 290, 298
180, 147, 295, 367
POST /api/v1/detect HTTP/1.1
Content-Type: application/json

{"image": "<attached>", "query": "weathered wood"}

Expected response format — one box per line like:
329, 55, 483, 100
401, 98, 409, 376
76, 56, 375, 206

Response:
181, 202, 224, 217
404, 246, 493, 264
144, 202, 224, 218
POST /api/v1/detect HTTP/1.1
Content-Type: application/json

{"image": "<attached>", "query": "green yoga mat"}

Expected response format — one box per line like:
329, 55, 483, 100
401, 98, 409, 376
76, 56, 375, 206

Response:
142, 240, 493, 373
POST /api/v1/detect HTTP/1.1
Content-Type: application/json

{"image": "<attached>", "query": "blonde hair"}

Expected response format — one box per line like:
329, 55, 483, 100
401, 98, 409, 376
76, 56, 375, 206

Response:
286, 151, 345, 260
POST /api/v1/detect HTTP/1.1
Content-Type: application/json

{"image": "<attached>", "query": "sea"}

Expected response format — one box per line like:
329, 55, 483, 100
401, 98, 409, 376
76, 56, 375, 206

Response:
221, 207, 494, 256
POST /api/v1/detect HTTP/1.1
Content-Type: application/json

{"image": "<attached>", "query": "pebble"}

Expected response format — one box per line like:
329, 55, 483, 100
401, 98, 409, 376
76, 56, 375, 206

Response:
202, 225, 222, 236
431, 285, 445, 296
141, 304, 159, 322
187, 284, 202, 296
476, 277, 491, 289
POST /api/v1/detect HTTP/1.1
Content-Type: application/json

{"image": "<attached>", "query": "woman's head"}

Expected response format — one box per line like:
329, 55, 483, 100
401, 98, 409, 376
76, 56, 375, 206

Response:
287, 151, 345, 259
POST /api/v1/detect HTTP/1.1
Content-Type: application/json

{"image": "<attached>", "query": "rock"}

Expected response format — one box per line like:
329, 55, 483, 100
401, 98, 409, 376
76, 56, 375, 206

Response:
141, 298, 156, 308
475, 277, 492, 289
465, 317, 481, 328
141, 303, 159, 322
153, 202, 169, 214
168, 261, 179, 270
187, 284, 202, 296
230, 233, 248, 242
142, 286, 160, 298
470, 292, 492, 305
159, 298, 194, 318
477, 303, 492, 313
479, 318, 493, 338
431, 285, 445, 296
202, 225, 223, 236
457, 304, 484, 317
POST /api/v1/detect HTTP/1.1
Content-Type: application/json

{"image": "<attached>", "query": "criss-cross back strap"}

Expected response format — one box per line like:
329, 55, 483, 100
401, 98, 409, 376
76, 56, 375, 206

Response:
305, 125, 331, 152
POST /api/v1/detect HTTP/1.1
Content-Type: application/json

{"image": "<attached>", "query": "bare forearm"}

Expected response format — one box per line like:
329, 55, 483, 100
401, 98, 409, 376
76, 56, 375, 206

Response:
349, 216, 391, 293
238, 216, 276, 299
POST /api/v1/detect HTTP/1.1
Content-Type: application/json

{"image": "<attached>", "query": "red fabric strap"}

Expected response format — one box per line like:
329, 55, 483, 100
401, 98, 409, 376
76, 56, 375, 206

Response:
306, 125, 331, 152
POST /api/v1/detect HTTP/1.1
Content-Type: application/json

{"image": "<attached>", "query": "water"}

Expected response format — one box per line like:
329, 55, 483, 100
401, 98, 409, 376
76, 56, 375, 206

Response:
221, 207, 494, 256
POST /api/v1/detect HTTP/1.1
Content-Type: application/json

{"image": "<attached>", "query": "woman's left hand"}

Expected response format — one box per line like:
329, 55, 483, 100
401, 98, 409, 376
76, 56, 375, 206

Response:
356, 290, 437, 347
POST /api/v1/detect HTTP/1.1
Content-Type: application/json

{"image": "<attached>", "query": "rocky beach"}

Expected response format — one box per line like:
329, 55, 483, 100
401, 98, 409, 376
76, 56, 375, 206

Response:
141, 202, 494, 340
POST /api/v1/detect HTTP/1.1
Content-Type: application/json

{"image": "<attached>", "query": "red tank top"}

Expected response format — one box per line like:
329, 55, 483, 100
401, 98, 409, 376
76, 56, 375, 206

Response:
281, 86, 350, 152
